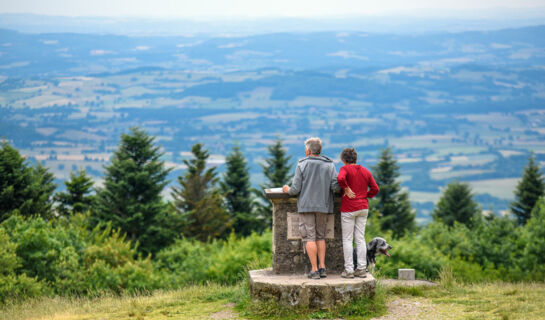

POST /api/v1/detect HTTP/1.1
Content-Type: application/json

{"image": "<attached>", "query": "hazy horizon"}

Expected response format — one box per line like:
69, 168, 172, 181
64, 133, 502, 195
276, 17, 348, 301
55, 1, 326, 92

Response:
1, 10, 545, 36
2, 0, 545, 18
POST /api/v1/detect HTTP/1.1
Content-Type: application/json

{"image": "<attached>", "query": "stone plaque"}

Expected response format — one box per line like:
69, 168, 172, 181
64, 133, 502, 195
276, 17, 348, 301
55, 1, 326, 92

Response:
287, 212, 335, 240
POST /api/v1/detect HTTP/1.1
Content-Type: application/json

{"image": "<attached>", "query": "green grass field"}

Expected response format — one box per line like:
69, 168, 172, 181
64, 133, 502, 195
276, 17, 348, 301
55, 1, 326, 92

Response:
2, 281, 544, 320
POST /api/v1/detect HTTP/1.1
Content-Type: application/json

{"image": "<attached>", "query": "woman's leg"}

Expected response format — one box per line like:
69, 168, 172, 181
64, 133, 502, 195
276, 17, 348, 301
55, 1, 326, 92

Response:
341, 211, 356, 273
354, 209, 369, 271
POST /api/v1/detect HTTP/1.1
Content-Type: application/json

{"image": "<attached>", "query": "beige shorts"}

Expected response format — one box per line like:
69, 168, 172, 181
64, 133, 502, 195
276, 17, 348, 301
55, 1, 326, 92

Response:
299, 212, 328, 242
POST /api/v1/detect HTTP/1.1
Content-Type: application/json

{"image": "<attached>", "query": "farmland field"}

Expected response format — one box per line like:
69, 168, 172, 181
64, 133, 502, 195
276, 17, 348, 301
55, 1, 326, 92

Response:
1, 26, 545, 221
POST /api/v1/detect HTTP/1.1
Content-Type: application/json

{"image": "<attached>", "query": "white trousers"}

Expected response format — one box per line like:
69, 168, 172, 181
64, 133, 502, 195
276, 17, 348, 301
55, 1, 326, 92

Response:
341, 209, 368, 273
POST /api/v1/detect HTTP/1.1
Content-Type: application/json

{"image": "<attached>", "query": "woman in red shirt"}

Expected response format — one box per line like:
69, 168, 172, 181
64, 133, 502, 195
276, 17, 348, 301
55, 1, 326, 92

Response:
337, 148, 379, 278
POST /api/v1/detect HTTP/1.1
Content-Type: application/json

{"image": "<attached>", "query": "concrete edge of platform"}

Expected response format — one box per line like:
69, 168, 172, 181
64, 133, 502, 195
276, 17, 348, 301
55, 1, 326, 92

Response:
248, 268, 376, 308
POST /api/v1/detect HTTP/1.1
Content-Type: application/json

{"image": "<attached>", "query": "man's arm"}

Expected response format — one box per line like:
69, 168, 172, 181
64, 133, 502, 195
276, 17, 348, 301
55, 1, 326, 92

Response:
330, 164, 341, 193
283, 165, 302, 195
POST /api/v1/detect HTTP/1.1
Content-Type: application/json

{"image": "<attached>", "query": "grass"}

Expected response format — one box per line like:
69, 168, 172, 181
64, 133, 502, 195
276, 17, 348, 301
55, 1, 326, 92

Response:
422, 282, 545, 319
0, 284, 242, 320
2, 281, 545, 320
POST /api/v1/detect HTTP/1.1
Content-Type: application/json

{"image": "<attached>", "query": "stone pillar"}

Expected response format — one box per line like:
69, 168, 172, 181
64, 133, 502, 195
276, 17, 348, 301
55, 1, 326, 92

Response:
265, 188, 345, 274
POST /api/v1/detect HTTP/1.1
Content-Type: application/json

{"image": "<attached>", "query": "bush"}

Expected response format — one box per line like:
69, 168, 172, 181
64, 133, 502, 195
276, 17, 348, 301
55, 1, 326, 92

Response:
373, 233, 444, 280
369, 216, 530, 283
519, 198, 545, 280
0, 214, 159, 298
0, 229, 44, 303
155, 231, 272, 287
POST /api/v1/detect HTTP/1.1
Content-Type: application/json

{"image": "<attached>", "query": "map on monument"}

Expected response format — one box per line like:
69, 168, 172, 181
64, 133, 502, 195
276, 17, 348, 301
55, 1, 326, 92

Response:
287, 212, 334, 240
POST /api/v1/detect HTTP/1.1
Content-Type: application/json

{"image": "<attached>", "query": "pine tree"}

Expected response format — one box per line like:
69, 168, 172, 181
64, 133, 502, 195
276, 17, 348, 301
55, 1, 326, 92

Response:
0, 141, 56, 221
372, 146, 415, 238
432, 180, 480, 227
511, 152, 545, 225
93, 127, 173, 254
255, 139, 294, 228
220, 144, 262, 236
520, 197, 545, 275
171, 143, 232, 241
54, 169, 94, 216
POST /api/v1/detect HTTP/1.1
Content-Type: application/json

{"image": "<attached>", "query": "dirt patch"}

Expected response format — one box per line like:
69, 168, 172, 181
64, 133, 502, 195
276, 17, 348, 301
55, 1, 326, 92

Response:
208, 303, 238, 320
371, 298, 436, 320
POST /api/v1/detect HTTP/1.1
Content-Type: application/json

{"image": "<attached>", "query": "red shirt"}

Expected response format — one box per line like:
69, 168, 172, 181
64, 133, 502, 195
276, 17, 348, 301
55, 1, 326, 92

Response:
337, 164, 379, 212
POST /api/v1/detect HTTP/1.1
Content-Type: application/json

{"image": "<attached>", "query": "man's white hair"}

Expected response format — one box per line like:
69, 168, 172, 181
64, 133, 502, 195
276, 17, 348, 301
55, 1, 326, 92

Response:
305, 137, 322, 155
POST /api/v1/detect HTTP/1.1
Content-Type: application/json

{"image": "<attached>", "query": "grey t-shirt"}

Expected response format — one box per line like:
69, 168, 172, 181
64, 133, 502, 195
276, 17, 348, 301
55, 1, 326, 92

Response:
288, 155, 340, 213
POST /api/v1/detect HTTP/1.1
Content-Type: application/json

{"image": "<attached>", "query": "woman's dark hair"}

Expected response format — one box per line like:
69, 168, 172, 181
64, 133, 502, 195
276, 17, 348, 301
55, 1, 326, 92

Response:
340, 148, 357, 164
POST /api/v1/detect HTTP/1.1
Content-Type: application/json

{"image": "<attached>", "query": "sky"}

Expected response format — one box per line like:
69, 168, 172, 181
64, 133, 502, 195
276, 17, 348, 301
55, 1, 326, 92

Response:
1, 0, 545, 18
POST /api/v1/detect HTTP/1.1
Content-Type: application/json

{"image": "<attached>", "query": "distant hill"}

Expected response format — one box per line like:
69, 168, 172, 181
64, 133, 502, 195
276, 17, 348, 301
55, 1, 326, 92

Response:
1, 25, 544, 222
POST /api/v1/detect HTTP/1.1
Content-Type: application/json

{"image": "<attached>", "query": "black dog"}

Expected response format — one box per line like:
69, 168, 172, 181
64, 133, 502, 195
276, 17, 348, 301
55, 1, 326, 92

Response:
353, 237, 392, 272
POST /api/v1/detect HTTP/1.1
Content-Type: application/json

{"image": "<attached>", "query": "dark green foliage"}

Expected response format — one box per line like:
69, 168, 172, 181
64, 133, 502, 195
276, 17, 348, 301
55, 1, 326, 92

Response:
433, 180, 480, 227
171, 143, 232, 242
221, 145, 263, 236
469, 215, 520, 270
372, 147, 415, 238
93, 127, 173, 254
519, 198, 545, 279
511, 152, 545, 225
0, 214, 158, 300
0, 228, 43, 303
0, 141, 56, 221
54, 169, 94, 216
255, 139, 294, 227
154, 232, 272, 286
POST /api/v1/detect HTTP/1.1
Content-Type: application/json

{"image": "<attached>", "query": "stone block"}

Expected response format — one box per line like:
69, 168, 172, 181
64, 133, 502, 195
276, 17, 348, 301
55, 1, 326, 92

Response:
398, 268, 415, 280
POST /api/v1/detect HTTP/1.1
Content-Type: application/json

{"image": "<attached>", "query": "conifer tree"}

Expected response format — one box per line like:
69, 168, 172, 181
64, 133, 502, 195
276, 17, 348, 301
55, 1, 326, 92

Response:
255, 139, 294, 228
0, 141, 56, 221
54, 169, 94, 216
372, 146, 415, 238
511, 152, 545, 225
520, 197, 545, 275
433, 180, 480, 227
93, 127, 173, 254
221, 145, 261, 235
171, 143, 231, 241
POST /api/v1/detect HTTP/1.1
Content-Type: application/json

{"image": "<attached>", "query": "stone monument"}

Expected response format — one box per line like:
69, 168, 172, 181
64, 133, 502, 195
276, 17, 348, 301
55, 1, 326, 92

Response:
248, 188, 376, 308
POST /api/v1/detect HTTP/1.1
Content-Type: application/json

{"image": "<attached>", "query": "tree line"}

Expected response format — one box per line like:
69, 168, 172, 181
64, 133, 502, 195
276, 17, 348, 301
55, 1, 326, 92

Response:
2, 127, 543, 255
1, 128, 296, 254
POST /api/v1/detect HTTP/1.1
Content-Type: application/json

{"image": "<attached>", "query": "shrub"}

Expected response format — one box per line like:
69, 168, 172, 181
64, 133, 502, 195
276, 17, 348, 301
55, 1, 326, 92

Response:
0, 214, 159, 298
374, 233, 444, 280
0, 229, 44, 303
518, 198, 545, 280
155, 231, 272, 287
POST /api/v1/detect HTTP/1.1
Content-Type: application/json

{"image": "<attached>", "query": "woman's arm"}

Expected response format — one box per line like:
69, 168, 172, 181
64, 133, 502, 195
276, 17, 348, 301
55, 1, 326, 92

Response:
367, 172, 379, 198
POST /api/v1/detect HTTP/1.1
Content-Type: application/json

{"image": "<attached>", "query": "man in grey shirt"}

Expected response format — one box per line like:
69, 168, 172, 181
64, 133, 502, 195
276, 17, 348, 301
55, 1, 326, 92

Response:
283, 137, 340, 279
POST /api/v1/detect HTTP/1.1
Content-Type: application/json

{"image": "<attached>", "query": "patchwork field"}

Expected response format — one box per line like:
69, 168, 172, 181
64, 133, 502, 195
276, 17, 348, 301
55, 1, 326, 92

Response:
2, 26, 545, 221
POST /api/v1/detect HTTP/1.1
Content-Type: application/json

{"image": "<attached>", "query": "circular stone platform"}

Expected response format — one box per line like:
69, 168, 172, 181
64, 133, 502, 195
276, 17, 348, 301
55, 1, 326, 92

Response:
249, 268, 376, 308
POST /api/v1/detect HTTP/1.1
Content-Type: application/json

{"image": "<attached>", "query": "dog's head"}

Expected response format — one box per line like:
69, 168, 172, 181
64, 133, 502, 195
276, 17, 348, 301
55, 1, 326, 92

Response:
368, 237, 392, 258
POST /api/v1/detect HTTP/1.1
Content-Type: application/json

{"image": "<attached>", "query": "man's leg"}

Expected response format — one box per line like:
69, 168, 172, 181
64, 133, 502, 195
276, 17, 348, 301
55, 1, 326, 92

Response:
306, 241, 319, 272
315, 212, 328, 270
300, 213, 318, 273
317, 240, 326, 269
